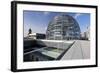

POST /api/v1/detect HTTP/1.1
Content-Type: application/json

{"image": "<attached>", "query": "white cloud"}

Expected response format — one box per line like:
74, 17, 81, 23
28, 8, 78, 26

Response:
81, 24, 90, 33
43, 12, 50, 15
74, 13, 82, 19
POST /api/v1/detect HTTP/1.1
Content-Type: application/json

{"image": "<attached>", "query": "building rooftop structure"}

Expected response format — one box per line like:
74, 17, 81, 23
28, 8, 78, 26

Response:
25, 33, 46, 39
24, 39, 90, 61
24, 39, 74, 61
80, 27, 90, 40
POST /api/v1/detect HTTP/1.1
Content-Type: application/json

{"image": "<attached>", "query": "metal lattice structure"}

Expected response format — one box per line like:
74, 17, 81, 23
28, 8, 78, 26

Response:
46, 14, 81, 40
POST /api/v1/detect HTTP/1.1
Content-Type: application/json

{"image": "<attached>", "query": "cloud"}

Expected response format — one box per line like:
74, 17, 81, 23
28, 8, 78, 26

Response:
43, 12, 50, 15
80, 24, 90, 33
74, 13, 82, 19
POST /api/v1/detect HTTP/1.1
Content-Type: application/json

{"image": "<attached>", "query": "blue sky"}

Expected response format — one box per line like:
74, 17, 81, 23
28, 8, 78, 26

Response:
23, 11, 90, 37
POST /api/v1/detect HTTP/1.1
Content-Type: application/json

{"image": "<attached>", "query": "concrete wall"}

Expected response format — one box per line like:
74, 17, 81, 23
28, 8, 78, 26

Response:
36, 40, 74, 49
24, 39, 74, 50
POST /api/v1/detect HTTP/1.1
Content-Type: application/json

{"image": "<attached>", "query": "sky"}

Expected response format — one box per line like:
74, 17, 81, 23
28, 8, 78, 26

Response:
23, 11, 90, 37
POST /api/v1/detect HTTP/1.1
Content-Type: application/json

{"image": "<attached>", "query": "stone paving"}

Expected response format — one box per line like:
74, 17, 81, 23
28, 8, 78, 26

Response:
61, 40, 90, 60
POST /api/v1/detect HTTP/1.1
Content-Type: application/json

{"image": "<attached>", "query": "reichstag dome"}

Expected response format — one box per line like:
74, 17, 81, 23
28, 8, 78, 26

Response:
46, 14, 81, 40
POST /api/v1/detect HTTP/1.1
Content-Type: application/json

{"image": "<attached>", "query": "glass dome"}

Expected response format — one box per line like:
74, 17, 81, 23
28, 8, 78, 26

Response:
46, 14, 81, 40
